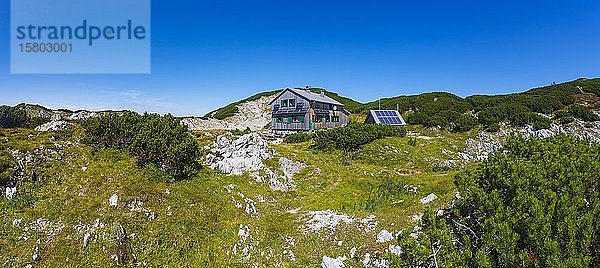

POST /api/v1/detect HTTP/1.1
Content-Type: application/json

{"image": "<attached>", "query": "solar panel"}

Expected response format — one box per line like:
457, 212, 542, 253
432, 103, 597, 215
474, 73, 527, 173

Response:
373, 110, 404, 125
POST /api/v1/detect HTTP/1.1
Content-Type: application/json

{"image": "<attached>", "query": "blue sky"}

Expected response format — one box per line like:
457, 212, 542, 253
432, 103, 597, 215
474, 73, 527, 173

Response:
1, 0, 599, 116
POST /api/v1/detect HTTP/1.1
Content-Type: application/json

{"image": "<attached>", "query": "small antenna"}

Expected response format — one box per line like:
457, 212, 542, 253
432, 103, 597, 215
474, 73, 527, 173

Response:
396, 103, 399, 111
378, 99, 381, 110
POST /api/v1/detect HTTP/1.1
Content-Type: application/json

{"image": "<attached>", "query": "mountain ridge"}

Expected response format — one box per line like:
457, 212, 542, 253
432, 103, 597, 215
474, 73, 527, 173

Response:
4, 78, 599, 132
204, 78, 600, 118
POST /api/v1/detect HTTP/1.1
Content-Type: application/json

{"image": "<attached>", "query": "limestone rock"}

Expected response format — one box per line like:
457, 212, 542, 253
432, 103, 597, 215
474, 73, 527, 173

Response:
419, 193, 437, 204
376, 230, 393, 243
5, 187, 17, 200
321, 255, 346, 268
34, 120, 73, 131
109, 194, 119, 207
182, 95, 275, 131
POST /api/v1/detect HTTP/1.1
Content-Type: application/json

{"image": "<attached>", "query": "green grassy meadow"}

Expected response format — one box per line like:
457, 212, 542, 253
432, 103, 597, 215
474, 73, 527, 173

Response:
1, 125, 474, 267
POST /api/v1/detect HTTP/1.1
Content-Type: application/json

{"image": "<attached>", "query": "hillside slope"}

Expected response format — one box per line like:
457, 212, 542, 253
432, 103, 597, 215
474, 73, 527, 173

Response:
1, 124, 470, 266
182, 87, 363, 131
186, 78, 599, 131
182, 93, 276, 131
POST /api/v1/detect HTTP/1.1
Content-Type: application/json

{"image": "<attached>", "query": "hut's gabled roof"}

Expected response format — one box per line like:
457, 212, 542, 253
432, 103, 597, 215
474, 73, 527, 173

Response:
269, 88, 343, 106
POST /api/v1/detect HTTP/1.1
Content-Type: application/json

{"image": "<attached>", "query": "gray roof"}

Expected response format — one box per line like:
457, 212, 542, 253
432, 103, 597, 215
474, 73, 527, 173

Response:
271, 88, 343, 106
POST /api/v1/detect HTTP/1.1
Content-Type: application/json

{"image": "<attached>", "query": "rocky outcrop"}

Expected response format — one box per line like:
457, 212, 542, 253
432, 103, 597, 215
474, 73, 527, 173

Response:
34, 120, 73, 131
279, 157, 306, 181
321, 255, 346, 268
182, 95, 275, 131
206, 134, 272, 175
205, 134, 305, 191
2, 145, 66, 200
419, 193, 438, 204
460, 121, 600, 162
303, 210, 378, 233
376, 230, 394, 243
17, 103, 111, 121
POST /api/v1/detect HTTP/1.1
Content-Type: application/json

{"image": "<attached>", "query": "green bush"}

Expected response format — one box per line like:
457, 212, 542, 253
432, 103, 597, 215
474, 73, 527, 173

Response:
532, 116, 552, 130
0, 105, 27, 128
129, 114, 200, 180
81, 111, 141, 149
283, 132, 312, 143
485, 123, 500, 132
560, 116, 575, 125
230, 127, 251, 136
0, 105, 51, 129
25, 116, 51, 129
394, 135, 600, 267
568, 105, 599, 122
408, 137, 417, 146
453, 135, 599, 266
313, 122, 406, 151
553, 109, 570, 119
0, 150, 14, 187
452, 114, 479, 132
82, 112, 200, 181
469, 79, 600, 128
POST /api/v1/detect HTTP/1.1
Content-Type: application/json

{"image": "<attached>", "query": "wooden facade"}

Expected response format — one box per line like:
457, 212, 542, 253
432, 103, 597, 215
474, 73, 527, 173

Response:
270, 88, 350, 131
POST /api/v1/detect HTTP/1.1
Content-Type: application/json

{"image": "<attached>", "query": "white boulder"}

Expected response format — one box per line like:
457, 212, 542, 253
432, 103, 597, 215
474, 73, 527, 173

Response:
109, 194, 119, 207
321, 255, 346, 268
5, 187, 17, 200
376, 229, 394, 243
419, 193, 437, 204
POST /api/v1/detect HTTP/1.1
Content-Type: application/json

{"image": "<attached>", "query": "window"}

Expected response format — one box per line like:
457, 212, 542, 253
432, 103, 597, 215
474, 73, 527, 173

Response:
276, 117, 283, 123
312, 115, 323, 122
292, 115, 299, 122
281, 99, 288, 107
332, 116, 340, 122
325, 115, 331, 122
289, 99, 296, 107
299, 115, 305, 123
287, 117, 293, 123
315, 104, 320, 109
